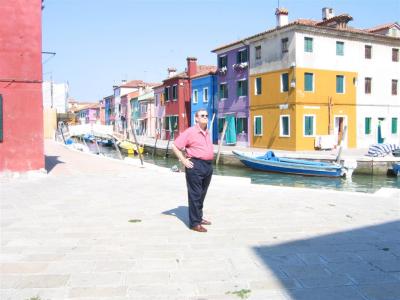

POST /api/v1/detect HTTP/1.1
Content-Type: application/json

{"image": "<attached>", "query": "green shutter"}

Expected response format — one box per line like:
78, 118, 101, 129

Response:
243, 49, 248, 62
237, 118, 243, 133
305, 116, 313, 135
392, 118, 398, 134
305, 73, 313, 91
0, 94, 3, 142
336, 75, 344, 93
282, 117, 289, 135
243, 80, 248, 96
282, 73, 288, 92
336, 42, 344, 55
255, 117, 262, 135
365, 117, 371, 134
256, 77, 262, 94
305, 37, 313, 52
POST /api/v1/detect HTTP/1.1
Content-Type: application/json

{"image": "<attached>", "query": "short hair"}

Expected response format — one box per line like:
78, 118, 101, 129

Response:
195, 109, 208, 117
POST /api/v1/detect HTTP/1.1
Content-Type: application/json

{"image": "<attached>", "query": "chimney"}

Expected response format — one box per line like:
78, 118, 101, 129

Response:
167, 67, 177, 78
322, 7, 334, 20
275, 8, 289, 28
187, 57, 197, 78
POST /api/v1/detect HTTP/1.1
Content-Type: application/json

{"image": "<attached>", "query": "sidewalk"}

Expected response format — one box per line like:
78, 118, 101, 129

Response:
1, 140, 399, 300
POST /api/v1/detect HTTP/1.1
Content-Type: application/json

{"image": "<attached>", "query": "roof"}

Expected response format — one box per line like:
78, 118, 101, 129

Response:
212, 15, 399, 53
164, 65, 217, 82
191, 66, 218, 79
366, 22, 400, 33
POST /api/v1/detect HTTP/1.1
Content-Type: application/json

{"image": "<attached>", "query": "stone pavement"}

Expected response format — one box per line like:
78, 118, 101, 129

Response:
1, 140, 399, 300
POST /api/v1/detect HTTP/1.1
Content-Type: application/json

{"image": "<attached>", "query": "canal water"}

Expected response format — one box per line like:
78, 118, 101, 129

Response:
87, 142, 400, 194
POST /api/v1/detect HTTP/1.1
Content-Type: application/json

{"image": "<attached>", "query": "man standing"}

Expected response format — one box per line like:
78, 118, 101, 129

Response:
171, 109, 214, 232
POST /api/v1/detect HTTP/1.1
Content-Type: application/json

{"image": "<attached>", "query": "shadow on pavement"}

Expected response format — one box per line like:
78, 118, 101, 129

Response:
253, 220, 400, 300
162, 205, 189, 228
45, 155, 65, 173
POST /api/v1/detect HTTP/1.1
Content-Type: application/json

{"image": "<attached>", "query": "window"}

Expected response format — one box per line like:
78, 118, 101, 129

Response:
392, 79, 398, 95
365, 77, 372, 94
281, 73, 289, 92
365, 45, 372, 59
203, 87, 208, 103
219, 83, 228, 99
193, 89, 198, 103
237, 79, 248, 97
172, 85, 177, 99
280, 115, 290, 137
281, 38, 288, 53
237, 49, 248, 63
164, 87, 170, 101
392, 48, 399, 62
166, 115, 178, 131
304, 115, 315, 136
218, 55, 227, 68
218, 118, 225, 133
365, 117, 371, 134
336, 75, 344, 93
255, 46, 261, 60
236, 117, 248, 134
336, 41, 344, 56
304, 73, 314, 92
254, 116, 263, 136
304, 37, 313, 52
392, 117, 398, 134
255, 77, 262, 95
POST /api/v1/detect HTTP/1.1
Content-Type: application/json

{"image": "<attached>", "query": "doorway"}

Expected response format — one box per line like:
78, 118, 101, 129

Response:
334, 116, 348, 148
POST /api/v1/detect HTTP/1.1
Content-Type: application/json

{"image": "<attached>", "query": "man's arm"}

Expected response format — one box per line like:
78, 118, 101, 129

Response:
171, 144, 193, 169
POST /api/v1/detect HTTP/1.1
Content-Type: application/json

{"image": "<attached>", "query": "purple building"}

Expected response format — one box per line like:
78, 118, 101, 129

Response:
212, 45, 249, 146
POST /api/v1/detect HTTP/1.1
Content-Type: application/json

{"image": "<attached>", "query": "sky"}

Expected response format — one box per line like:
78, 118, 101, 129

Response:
42, 0, 400, 102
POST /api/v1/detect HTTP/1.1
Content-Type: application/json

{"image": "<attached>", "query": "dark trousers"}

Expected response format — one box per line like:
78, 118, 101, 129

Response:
185, 158, 213, 228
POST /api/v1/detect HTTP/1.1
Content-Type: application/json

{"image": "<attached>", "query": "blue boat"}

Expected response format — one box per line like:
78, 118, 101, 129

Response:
232, 150, 352, 178
392, 163, 400, 176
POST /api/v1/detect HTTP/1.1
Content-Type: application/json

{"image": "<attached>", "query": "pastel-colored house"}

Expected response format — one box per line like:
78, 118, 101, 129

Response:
190, 70, 218, 143
212, 45, 250, 146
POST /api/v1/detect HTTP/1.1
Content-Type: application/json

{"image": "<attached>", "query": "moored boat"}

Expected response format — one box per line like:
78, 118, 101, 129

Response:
392, 163, 400, 176
232, 150, 356, 178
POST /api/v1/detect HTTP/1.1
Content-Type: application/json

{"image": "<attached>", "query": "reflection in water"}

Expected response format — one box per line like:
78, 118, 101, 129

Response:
87, 143, 399, 193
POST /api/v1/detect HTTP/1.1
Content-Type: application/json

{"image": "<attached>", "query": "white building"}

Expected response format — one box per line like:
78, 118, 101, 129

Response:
42, 81, 69, 113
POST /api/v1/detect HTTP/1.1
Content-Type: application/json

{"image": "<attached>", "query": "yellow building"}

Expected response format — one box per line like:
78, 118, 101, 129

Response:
250, 68, 357, 150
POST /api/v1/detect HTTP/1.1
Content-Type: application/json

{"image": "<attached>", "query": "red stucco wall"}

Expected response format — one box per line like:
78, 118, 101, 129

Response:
0, 1, 44, 172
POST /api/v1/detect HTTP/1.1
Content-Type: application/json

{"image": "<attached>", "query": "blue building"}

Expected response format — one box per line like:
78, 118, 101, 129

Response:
103, 95, 114, 125
191, 71, 218, 143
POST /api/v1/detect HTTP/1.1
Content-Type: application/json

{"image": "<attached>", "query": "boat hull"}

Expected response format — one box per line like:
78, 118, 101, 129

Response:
233, 151, 343, 177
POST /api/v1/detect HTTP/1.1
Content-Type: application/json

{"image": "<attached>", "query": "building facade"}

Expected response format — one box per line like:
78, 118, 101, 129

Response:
0, 1, 44, 172
215, 7, 400, 151
212, 46, 250, 146
191, 72, 218, 143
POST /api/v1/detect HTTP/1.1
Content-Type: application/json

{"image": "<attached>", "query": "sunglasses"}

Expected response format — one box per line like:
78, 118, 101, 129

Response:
198, 114, 208, 118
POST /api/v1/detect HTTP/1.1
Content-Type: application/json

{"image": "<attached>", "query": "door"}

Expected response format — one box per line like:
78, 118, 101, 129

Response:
225, 114, 237, 145
334, 116, 348, 148
377, 118, 385, 144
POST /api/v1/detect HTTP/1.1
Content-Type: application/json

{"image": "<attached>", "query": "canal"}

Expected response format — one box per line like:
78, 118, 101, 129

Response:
86, 142, 400, 194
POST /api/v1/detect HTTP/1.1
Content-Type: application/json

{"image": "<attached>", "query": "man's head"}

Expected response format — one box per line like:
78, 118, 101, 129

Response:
195, 109, 209, 128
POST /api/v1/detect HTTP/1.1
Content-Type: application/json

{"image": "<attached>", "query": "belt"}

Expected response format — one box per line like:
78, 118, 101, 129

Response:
189, 157, 213, 164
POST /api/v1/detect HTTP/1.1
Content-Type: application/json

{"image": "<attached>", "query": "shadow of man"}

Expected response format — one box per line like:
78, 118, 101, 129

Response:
162, 206, 189, 228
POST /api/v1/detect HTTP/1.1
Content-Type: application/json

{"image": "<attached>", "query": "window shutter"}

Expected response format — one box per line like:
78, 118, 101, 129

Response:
282, 73, 288, 92
336, 75, 344, 93
305, 73, 313, 91
365, 117, 371, 134
305, 116, 313, 135
243, 80, 248, 96
392, 118, 398, 134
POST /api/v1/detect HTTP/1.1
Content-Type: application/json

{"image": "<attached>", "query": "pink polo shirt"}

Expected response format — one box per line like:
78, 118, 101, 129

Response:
173, 124, 214, 161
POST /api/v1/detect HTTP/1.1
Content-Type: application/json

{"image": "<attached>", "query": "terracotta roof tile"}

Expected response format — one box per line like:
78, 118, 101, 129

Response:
366, 22, 399, 33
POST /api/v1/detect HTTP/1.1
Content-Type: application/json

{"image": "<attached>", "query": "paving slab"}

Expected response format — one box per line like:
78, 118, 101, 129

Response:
0, 140, 399, 300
